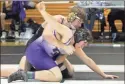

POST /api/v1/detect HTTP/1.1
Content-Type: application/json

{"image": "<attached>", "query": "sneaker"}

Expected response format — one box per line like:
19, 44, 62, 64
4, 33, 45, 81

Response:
99, 32, 104, 40
19, 32, 25, 39
1, 31, 7, 39
112, 33, 117, 42
8, 69, 28, 83
24, 28, 33, 40
15, 31, 20, 39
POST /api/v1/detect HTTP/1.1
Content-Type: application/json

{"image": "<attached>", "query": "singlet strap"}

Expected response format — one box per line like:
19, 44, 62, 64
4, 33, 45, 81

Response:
53, 30, 59, 40
53, 18, 64, 40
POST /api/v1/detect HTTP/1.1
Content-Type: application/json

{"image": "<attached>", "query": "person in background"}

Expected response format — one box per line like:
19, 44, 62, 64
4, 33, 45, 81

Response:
107, 8, 125, 41
2, 1, 26, 39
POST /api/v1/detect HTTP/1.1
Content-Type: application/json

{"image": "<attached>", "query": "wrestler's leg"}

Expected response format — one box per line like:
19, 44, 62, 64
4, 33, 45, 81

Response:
8, 44, 62, 82
1, 26, 43, 78
8, 66, 62, 82
63, 58, 74, 77
19, 56, 35, 71
11, 64, 62, 82
18, 55, 74, 79
1, 56, 27, 77
18, 54, 74, 79
6, 54, 71, 80
7, 55, 73, 80
19, 55, 73, 81
25, 50, 62, 82
56, 55, 74, 78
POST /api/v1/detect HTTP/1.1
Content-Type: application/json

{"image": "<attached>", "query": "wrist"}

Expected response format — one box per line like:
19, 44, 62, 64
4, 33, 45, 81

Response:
101, 73, 106, 78
39, 10, 47, 17
39, 9, 46, 13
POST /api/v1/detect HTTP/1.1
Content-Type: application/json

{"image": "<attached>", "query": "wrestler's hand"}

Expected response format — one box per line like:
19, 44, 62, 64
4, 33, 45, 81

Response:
36, 1, 46, 12
103, 74, 119, 79
63, 45, 75, 55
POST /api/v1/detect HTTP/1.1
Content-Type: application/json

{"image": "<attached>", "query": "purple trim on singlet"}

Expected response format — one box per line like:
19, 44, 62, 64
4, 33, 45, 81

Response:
53, 30, 59, 40
53, 18, 73, 45
63, 37, 72, 45
53, 30, 73, 45
53, 18, 64, 40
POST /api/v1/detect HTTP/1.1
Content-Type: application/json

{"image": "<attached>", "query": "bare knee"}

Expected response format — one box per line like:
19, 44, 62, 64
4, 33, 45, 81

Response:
55, 74, 62, 82
52, 71, 62, 82
50, 67, 63, 82
19, 56, 27, 70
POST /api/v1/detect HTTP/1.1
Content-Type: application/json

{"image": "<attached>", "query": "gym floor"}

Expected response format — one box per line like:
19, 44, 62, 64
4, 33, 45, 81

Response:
1, 42, 124, 84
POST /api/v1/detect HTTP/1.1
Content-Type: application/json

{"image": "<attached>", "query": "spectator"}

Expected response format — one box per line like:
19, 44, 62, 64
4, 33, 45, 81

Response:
77, 1, 107, 38
0, 1, 7, 38
107, 8, 125, 41
2, 1, 26, 38
23, 1, 36, 9
0, 13, 6, 38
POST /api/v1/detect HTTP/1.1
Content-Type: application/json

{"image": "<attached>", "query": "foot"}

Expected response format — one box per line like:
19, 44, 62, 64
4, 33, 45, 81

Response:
15, 31, 20, 38
1, 31, 7, 39
8, 69, 28, 83
112, 33, 117, 42
99, 32, 104, 40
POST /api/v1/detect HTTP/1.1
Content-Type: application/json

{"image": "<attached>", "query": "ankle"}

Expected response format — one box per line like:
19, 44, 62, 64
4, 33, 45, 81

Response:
27, 71, 35, 79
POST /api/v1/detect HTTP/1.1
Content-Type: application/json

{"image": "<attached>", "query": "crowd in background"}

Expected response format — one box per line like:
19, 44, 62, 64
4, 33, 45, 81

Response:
0, 1, 124, 42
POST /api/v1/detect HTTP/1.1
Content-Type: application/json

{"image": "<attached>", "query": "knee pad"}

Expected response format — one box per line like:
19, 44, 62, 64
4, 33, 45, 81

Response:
61, 68, 73, 79
58, 63, 73, 79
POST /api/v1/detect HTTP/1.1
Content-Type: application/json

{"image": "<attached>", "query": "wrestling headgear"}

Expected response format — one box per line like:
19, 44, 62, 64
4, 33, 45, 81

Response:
67, 5, 86, 22
74, 28, 93, 43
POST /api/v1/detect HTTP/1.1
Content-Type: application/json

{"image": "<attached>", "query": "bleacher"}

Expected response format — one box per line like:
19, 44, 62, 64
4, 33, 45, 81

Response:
4, 1, 122, 32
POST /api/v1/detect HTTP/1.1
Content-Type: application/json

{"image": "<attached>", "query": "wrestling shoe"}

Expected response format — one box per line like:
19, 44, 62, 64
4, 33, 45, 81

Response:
8, 69, 28, 83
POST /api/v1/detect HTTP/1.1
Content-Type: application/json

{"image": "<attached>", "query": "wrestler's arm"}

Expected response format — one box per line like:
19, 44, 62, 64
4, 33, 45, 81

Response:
36, 2, 72, 44
41, 21, 47, 28
44, 33, 74, 55
74, 46, 106, 78
41, 15, 64, 28
52, 15, 74, 46
74, 45, 119, 79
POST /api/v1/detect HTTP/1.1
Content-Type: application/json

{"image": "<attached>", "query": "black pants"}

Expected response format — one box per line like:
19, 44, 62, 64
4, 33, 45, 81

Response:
100, 17, 106, 33
0, 28, 2, 37
4, 10, 26, 32
108, 9, 125, 33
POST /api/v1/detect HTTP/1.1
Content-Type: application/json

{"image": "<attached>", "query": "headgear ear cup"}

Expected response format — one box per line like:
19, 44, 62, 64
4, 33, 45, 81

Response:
85, 28, 93, 42
74, 28, 93, 43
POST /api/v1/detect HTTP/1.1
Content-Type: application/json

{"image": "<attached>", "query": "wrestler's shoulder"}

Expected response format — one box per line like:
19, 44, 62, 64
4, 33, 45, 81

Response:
52, 15, 66, 23
53, 15, 66, 19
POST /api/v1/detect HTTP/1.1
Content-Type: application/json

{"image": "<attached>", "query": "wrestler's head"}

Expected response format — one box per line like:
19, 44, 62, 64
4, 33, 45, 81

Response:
74, 28, 93, 48
67, 5, 86, 29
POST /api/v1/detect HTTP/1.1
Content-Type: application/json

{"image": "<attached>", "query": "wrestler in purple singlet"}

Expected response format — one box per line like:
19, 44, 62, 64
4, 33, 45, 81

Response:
25, 35, 70, 70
